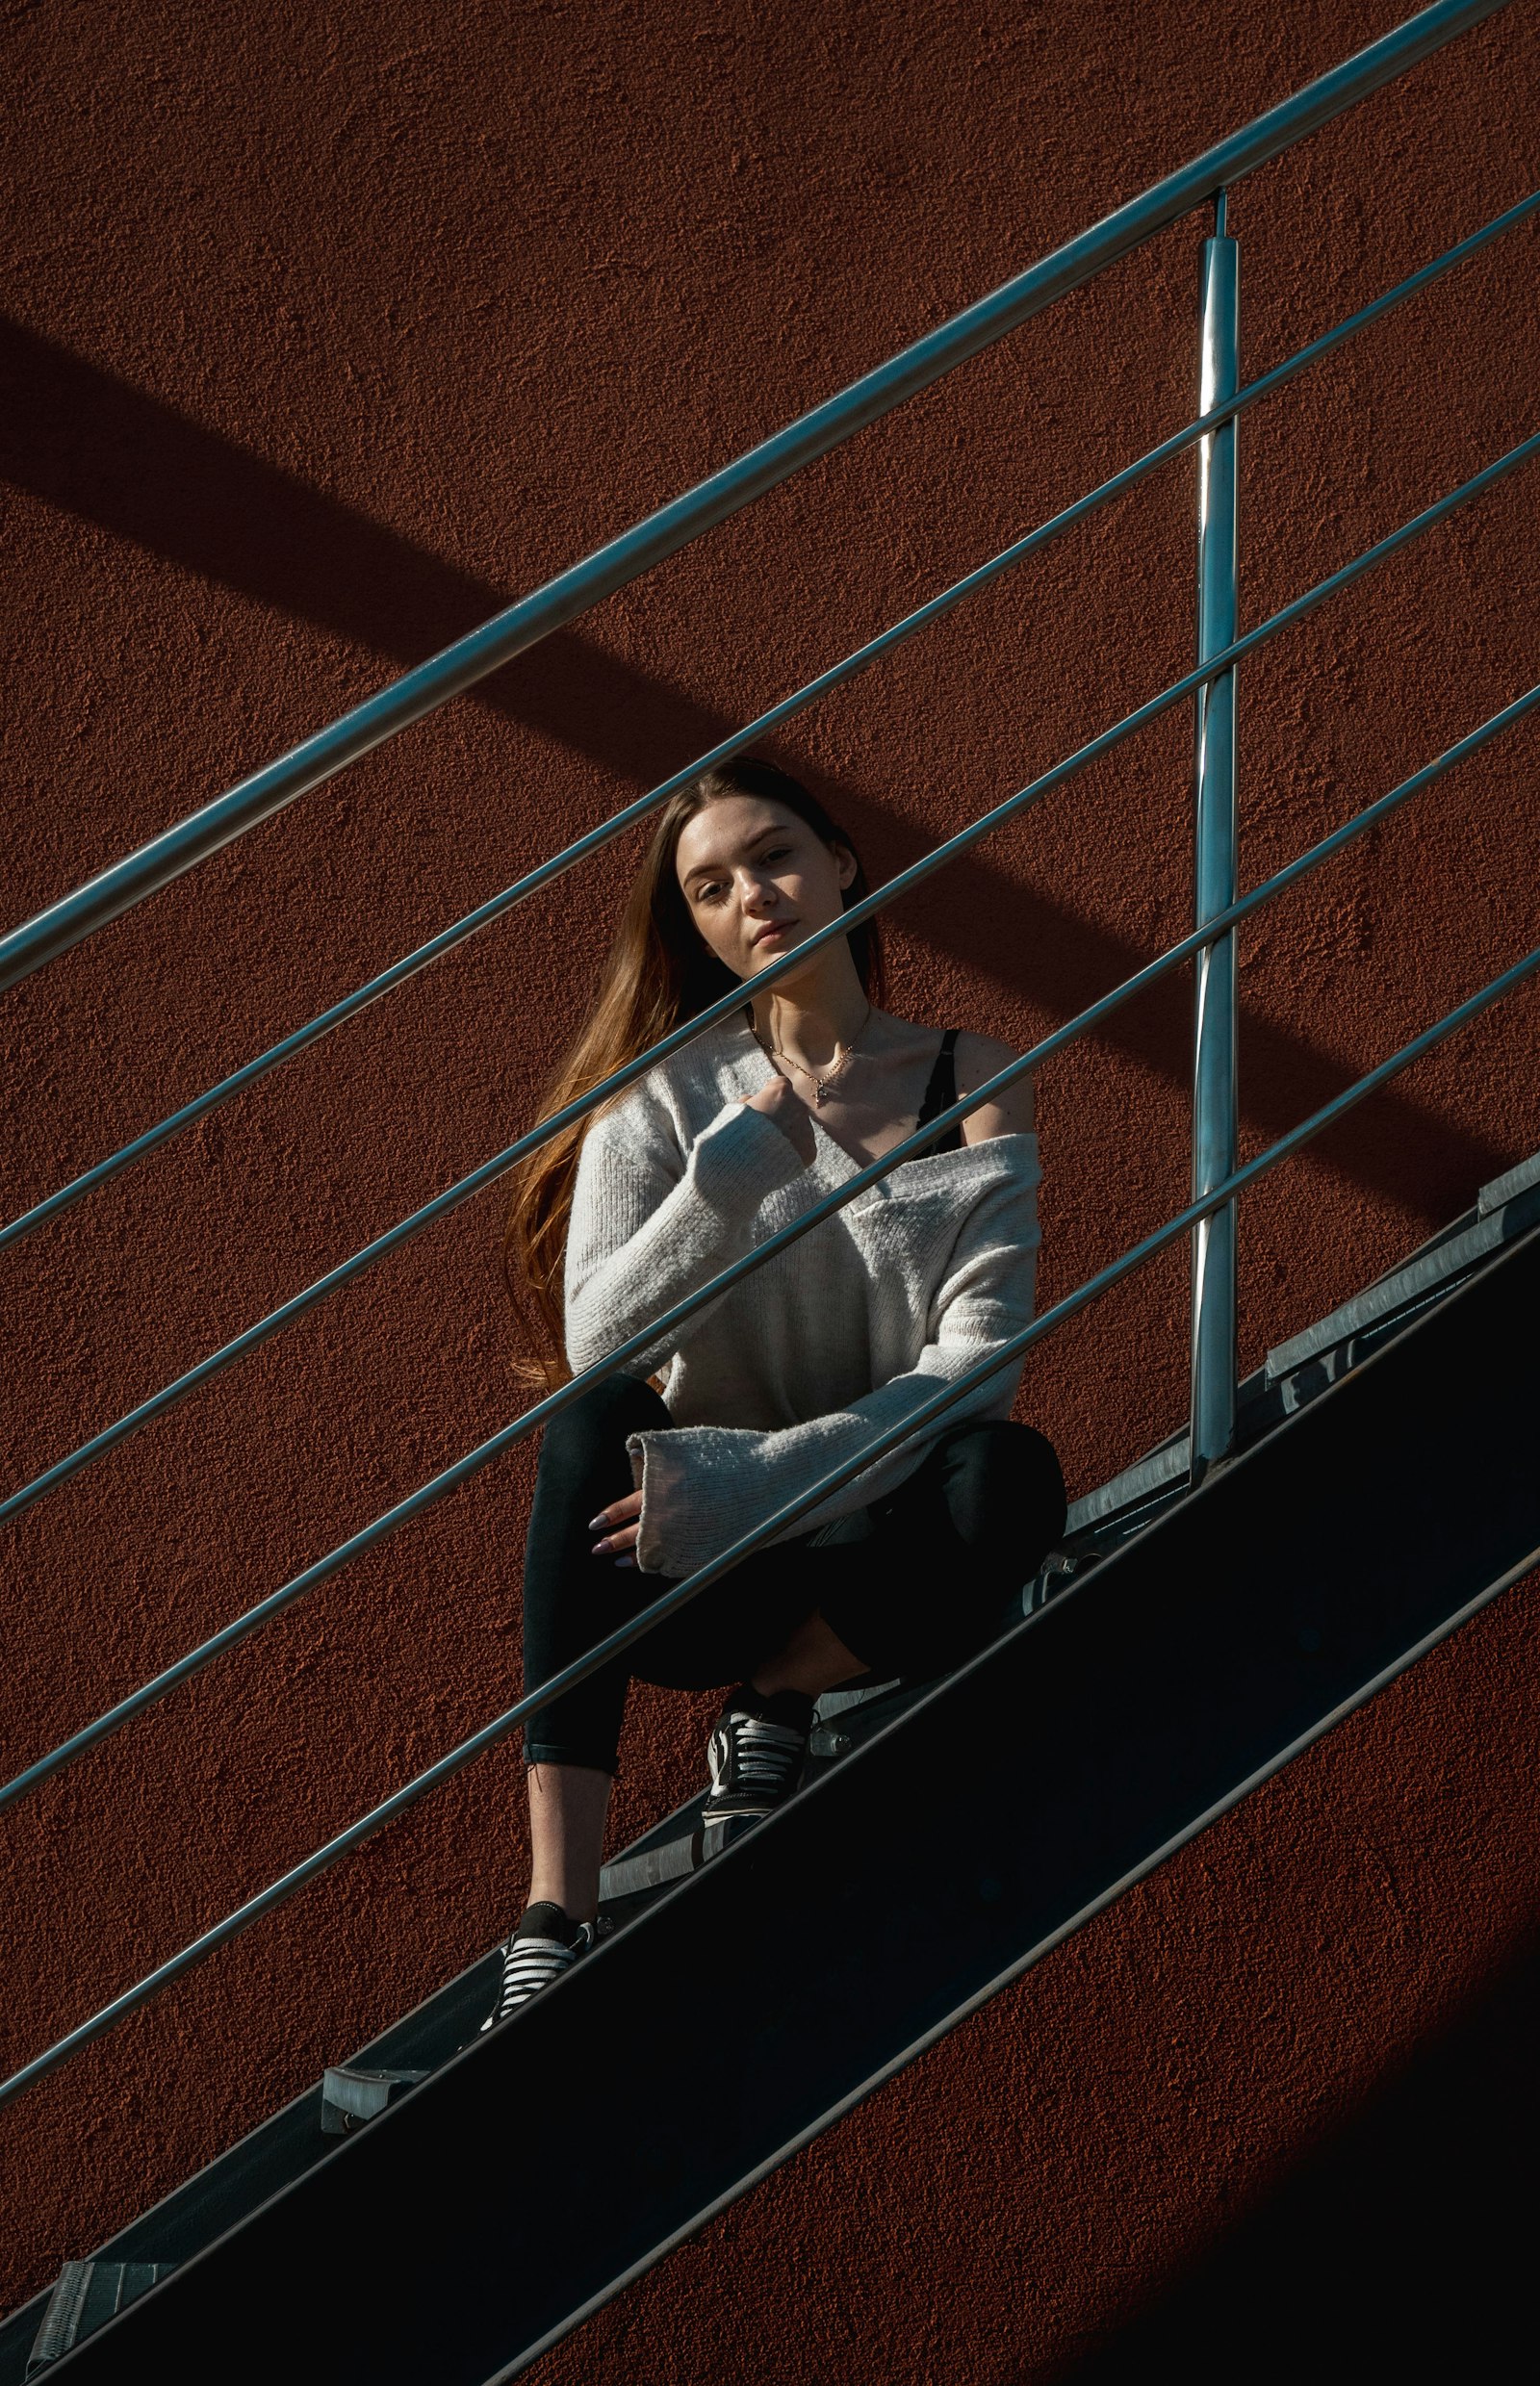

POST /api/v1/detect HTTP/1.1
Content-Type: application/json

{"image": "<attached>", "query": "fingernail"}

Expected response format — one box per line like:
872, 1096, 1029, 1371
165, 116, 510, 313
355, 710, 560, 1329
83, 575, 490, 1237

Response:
590, 1539, 608, 1556
586, 1514, 608, 1531
614, 1554, 635, 1570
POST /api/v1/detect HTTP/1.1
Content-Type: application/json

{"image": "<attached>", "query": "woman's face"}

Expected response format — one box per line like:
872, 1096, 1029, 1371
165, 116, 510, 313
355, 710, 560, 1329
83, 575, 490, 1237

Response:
674, 796, 857, 986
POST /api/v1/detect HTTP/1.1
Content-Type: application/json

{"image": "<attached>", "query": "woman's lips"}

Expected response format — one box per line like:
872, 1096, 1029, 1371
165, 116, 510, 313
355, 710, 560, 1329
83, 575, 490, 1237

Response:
753, 922, 795, 945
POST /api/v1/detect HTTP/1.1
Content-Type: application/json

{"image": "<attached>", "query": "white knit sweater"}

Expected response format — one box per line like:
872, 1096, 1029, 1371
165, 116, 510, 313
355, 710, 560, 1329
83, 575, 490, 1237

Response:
563, 1015, 1041, 1578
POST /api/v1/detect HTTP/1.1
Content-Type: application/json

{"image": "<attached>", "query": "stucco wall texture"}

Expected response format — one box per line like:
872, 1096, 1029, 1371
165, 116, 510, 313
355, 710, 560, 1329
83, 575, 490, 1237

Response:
3, 0, 1538, 2370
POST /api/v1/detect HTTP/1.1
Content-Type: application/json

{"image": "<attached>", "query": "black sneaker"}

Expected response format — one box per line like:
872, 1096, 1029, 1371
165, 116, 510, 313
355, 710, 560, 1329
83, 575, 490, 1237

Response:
478, 1902, 594, 2033
701, 1686, 812, 1858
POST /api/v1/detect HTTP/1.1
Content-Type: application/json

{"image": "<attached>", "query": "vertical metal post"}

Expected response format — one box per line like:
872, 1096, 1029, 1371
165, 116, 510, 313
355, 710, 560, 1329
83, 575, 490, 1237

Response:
1190, 191, 1240, 1480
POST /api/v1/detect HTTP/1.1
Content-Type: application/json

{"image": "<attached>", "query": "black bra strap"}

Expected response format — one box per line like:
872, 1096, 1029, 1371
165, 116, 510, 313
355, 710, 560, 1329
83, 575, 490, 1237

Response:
914, 1029, 962, 1153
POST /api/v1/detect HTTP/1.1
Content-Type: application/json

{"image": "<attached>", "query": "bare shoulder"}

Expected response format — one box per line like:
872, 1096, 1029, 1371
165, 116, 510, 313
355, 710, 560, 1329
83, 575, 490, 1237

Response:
955, 1031, 1035, 1142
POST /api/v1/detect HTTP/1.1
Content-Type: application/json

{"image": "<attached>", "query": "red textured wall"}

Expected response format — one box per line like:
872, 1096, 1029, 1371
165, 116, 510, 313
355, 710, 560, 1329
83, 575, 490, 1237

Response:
3, 0, 1538, 2371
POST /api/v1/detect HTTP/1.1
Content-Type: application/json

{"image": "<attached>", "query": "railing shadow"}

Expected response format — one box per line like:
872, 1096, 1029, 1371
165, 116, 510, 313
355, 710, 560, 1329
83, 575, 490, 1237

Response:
1, 316, 1513, 1217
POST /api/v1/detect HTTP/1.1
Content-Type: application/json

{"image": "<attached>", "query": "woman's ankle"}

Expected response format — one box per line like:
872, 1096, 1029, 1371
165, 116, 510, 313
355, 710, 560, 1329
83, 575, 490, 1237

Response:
727, 1680, 815, 1730
526, 1877, 600, 1927
526, 1759, 613, 1929
751, 1609, 866, 1701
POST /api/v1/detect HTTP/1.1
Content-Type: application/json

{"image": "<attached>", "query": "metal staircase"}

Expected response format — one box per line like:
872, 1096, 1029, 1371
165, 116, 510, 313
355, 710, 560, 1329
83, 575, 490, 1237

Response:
2, 2, 1536, 2375
6, 1165, 1537, 2380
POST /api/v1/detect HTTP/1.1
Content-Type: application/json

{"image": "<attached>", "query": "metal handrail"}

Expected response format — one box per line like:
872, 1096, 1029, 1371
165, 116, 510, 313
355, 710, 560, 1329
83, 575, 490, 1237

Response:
4, 936, 1535, 2109
3, 0, 1532, 2123
6, 680, 1534, 1812
8, 187, 1534, 1256
6, 431, 1534, 1527
0, 0, 1506, 995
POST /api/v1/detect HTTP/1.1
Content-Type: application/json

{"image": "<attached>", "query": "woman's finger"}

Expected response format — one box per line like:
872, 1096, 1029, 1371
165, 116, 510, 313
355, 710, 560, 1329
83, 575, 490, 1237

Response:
590, 1517, 643, 1559
586, 1490, 643, 1530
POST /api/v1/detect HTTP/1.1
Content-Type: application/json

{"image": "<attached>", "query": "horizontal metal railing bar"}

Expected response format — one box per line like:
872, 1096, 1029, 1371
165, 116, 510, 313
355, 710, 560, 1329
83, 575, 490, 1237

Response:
4, 936, 1534, 2112
5, 429, 1534, 1531
10, 187, 1534, 1260
6, 678, 1533, 1813
0, 0, 1504, 995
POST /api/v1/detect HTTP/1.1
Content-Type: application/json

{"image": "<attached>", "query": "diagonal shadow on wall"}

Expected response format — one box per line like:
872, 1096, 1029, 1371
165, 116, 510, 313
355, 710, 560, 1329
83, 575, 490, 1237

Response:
1, 317, 1513, 1217
0, 316, 722, 778
833, 784, 1509, 1226
1050, 1907, 1540, 2385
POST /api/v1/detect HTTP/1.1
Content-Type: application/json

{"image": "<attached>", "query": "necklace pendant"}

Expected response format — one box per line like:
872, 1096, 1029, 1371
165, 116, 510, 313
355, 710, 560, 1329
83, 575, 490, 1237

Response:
815, 1081, 830, 1105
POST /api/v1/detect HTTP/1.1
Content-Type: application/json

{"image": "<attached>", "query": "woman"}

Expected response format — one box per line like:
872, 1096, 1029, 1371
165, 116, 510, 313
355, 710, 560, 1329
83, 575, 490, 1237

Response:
486, 757, 1065, 2028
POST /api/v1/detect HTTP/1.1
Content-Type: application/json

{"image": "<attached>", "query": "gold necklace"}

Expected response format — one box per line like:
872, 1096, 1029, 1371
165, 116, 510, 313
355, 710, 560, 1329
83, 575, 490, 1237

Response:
754, 1002, 874, 1105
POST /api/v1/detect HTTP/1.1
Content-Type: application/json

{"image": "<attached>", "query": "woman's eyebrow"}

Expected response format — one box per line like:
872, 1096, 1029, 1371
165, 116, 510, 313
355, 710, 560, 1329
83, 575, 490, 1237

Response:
682, 826, 784, 885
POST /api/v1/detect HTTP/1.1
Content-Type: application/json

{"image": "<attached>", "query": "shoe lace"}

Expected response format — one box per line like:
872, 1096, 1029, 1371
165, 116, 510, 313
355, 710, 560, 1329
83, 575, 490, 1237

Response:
708, 1712, 807, 1798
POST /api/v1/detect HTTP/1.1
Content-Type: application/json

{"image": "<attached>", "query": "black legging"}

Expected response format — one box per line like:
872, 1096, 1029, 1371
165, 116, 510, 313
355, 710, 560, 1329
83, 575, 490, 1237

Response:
521, 1374, 1067, 1773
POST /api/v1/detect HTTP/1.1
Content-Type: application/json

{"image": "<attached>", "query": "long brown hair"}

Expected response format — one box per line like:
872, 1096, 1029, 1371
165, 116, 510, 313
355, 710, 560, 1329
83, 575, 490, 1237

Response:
503, 757, 886, 1387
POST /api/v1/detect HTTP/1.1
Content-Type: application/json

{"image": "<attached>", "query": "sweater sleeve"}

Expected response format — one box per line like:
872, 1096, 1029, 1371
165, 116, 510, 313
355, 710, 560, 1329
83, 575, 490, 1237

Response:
564, 1088, 808, 1378
624, 1169, 1040, 1578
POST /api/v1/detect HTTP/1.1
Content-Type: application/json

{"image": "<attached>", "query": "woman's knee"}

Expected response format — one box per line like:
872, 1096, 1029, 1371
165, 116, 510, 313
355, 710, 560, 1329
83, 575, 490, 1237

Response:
931, 1418, 1066, 1570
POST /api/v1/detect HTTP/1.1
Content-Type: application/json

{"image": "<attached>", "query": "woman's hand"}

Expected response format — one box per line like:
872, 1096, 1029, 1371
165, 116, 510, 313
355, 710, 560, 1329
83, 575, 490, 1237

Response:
590, 1488, 643, 1569
742, 1072, 815, 1165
